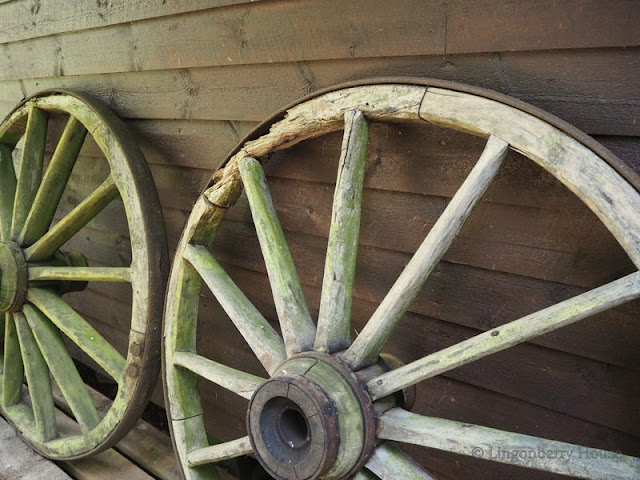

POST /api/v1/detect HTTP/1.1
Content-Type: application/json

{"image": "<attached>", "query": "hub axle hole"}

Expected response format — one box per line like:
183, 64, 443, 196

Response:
278, 408, 310, 449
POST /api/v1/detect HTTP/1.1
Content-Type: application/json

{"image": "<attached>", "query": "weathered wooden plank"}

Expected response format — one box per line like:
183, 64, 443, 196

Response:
446, 0, 640, 54
1, 48, 638, 135
0, 0, 264, 44
0, 416, 71, 480
0, 0, 446, 81
343, 136, 509, 369
378, 408, 640, 479
239, 157, 315, 356
315, 110, 369, 353
2, 1, 639, 82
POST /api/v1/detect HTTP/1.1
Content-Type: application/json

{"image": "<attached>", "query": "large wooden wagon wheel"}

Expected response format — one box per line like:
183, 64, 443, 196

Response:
163, 79, 640, 479
0, 91, 168, 459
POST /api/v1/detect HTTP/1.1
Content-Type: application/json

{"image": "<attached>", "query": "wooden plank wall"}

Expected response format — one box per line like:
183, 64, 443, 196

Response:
1, 1, 639, 479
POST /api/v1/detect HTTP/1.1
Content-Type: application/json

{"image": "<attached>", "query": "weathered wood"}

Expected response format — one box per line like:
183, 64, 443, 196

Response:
0, 0, 264, 44
0, 144, 16, 241
0, 416, 71, 480
27, 288, 126, 382
2, 48, 638, 136
446, 0, 640, 54
0, 0, 446, 82
187, 436, 253, 467
28, 266, 132, 283
211, 253, 640, 436
20, 117, 87, 246
52, 382, 182, 480
343, 136, 509, 369
14, 312, 58, 442
10, 107, 48, 239
2, 313, 24, 406
419, 87, 640, 268
25, 176, 119, 262
173, 351, 264, 400
367, 271, 640, 401
183, 244, 285, 374
23, 304, 100, 432
353, 470, 378, 480
239, 157, 315, 355
213, 218, 640, 370
315, 110, 369, 353
366, 442, 438, 480
378, 408, 640, 479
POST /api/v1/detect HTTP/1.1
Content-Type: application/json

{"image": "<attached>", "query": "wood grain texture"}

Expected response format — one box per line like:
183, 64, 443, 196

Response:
447, 0, 640, 54
1, 48, 638, 135
194, 260, 640, 436
0, 0, 263, 44
0, 416, 71, 480
0, 0, 446, 81
378, 408, 640, 479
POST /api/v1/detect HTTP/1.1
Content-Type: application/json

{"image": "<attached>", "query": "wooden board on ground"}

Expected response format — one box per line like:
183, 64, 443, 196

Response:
0, 416, 72, 480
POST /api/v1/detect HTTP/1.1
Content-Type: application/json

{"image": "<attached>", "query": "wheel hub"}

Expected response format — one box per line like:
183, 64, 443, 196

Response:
0, 241, 28, 313
247, 353, 377, 480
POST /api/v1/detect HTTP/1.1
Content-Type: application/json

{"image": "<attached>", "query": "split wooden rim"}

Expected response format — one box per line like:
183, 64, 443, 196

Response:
163, 81, 640, 479
0, 90, 168, 459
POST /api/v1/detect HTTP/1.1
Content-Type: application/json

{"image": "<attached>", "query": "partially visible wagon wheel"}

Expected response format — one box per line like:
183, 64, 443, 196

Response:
0, 91, 168, 459
163, 79, 640, 479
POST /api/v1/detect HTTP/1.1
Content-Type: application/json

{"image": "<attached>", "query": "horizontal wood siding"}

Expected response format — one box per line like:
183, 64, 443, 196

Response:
1, 1, 639, 478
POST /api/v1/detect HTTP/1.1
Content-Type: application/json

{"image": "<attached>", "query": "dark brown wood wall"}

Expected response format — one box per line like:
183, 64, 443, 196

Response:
1, 1, 639, 479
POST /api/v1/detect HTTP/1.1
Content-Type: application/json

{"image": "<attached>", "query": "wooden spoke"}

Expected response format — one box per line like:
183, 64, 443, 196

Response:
2, 313, 24, 407
173, 351, 265, 400
23, 304, 100, 432
186, 436, 253, 467
0, 314, 4, 371
14, 312, 57, 442
184, 244, 286, 374
28, 266, 131, 283
367, 271, 640, 400
366, 442, 439, 480
27, 288, 126, 382
10, 107, 48, 239
354, 471, 379, 480
24, 176, 119, 262
378, 408, 640, 479
0, 144, 17, 241
315, 110, 370, 353
343, 135, 509, 369
19, 117, 88, 246
238, 157, 316, 356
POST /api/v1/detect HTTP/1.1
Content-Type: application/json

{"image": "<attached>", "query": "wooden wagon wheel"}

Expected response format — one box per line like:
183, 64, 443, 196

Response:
163, 79, 640, 480
0, 90, 168, 459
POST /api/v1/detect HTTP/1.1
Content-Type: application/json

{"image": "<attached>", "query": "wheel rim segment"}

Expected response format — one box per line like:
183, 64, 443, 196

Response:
0, 91, 168, 459
163, 81, 640, 479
